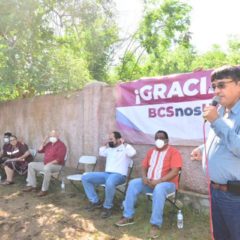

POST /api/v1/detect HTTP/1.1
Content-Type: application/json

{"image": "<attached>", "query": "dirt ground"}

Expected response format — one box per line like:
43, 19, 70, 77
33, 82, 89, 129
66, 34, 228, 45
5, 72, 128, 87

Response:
0, 174, 211, 240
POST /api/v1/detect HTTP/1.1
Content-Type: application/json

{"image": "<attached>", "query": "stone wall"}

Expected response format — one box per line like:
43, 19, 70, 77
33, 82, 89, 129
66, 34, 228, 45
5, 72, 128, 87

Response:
0, 82, 208, 194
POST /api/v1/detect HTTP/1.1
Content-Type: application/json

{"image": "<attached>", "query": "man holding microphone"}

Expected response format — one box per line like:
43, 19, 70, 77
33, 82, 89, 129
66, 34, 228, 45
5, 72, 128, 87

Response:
191, 66, 240, 240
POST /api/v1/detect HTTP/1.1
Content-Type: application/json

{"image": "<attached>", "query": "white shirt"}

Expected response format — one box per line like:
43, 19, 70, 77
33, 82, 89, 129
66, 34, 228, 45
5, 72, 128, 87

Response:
99, 144, 136, 176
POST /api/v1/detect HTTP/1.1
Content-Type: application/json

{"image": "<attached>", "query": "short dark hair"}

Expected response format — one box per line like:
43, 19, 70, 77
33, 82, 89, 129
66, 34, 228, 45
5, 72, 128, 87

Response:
211, 65, 240, 82
155, 130, 169, 139
10, 135, 17, 140
4, 132, 12, 137
113, 131, 122, 139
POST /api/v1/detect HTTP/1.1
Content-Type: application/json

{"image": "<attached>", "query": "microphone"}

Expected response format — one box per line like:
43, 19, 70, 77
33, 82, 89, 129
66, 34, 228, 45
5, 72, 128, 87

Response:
210, 96, 220, 106
204, 96, 220, 122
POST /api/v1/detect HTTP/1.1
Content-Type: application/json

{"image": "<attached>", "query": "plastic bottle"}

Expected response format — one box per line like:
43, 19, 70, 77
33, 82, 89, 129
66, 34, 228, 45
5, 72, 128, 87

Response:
177, 210, 183, 229
61, 178, 65, 193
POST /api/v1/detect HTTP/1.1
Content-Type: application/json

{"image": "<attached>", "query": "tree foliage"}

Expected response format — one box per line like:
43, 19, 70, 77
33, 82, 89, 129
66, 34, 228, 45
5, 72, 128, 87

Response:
111, 0, 240, 82
113, 0, 193, 81
0, 0, 118, 100
0, 0, 240, 101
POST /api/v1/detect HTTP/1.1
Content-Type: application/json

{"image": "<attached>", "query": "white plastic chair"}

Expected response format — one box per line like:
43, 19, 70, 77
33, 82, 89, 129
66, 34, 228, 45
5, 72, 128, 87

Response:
66, 155, 97, 190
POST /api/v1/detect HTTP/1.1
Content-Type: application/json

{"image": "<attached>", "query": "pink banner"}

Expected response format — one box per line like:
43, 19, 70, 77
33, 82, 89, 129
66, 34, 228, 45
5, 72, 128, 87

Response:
116, 69, 214, 146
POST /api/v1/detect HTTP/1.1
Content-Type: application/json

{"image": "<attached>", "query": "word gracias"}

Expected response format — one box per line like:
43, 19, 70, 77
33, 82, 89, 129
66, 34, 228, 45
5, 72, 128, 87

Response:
134, 77, 211, 105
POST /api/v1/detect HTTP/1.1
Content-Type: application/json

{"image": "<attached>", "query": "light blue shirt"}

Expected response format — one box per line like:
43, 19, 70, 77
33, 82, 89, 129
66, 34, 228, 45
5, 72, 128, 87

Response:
206, 100, 240, 184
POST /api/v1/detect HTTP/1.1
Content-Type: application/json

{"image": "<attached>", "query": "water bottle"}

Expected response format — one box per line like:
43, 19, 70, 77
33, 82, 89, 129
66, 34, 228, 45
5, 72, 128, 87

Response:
61, 178, 65, 193
0, 174, 1, 182
177, 210, 183, 229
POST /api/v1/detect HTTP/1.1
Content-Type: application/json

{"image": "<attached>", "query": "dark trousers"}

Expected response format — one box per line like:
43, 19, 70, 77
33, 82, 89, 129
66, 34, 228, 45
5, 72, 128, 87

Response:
211, 185, 240, 240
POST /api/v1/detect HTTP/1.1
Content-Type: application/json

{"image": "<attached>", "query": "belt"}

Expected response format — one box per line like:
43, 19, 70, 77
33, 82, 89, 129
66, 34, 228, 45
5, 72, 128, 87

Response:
211, 181, 228, 192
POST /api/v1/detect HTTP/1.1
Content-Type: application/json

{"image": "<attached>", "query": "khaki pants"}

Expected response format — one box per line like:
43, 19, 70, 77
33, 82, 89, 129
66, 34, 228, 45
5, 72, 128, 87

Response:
27, 162, 62, 191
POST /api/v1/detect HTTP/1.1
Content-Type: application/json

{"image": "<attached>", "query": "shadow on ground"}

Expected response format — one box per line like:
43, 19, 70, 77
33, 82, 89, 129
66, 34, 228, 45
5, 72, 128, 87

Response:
0, 174, 211, 240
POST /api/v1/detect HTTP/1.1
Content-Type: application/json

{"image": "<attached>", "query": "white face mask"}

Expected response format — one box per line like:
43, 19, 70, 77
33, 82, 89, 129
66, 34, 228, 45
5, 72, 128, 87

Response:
155, 139, 165, 149
3, 137, 9, 143
49, 137, 57, 143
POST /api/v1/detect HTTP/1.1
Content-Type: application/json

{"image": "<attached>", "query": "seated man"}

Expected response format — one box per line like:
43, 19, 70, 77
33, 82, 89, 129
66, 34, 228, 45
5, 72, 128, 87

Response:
1, 135, 33, 185
82, 131, 136, 218
115, 130, 182, 239
0, 132, 13, 164
23, 130, 67, 197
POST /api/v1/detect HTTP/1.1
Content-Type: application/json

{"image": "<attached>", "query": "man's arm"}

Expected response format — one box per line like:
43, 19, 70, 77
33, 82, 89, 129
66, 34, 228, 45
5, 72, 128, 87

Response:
148, 167, 180, 188
50, 144, 67, 165
212, 117, 240, 157
18, 149, 31, 161
38, 136, 49, 152
99, 145, 108, 157
142, 167, 150, 185
124, 144, 136, 158
141, 149, 153, 186
119, 138, 136, 158
190, 147, 202, 161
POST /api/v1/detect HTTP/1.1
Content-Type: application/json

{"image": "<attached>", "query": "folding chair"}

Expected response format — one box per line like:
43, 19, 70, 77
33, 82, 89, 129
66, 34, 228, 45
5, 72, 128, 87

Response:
100, 159, 134, 202
66, 155, 97, 191
39, 152, 68, 182
146, 169, 182, 225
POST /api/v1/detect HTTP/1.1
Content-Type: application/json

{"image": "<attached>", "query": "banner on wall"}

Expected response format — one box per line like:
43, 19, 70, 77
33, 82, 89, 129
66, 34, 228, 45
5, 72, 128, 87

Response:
116, 69, 215, 146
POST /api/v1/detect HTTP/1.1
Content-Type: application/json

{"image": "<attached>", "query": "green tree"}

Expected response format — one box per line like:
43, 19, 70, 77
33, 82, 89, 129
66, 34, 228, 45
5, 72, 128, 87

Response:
48, 0, 118, 81
191, 45, 227, 70
113, 0, 192, 81
227, 37, 240, 64
0, 0, 118, 100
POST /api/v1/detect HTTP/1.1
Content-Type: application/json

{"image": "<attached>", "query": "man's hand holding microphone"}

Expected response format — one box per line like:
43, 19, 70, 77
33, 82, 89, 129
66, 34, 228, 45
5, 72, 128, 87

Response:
203, 96, 220, 123
191, 96, 220, 161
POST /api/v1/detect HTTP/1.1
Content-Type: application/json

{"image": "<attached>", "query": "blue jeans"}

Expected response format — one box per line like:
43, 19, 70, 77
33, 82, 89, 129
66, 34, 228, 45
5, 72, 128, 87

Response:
211, 185, 240, 240
123, 178, 175, 227
81, 172, 126, 209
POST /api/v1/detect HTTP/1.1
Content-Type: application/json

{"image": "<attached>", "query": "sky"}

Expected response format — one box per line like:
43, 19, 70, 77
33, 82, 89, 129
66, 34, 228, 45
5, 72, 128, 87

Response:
115, 0, 240, 53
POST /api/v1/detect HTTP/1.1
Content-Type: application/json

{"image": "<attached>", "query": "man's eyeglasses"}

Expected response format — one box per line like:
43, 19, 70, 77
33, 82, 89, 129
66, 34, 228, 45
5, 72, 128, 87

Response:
211, 80, 234, 91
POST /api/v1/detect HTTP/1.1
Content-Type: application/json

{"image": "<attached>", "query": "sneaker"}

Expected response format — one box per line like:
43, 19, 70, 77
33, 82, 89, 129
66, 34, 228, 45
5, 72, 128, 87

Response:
84, 201, 102, 211
100, 208, 112, 218
149, 224, 160, 239
115, 217, 135, 227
